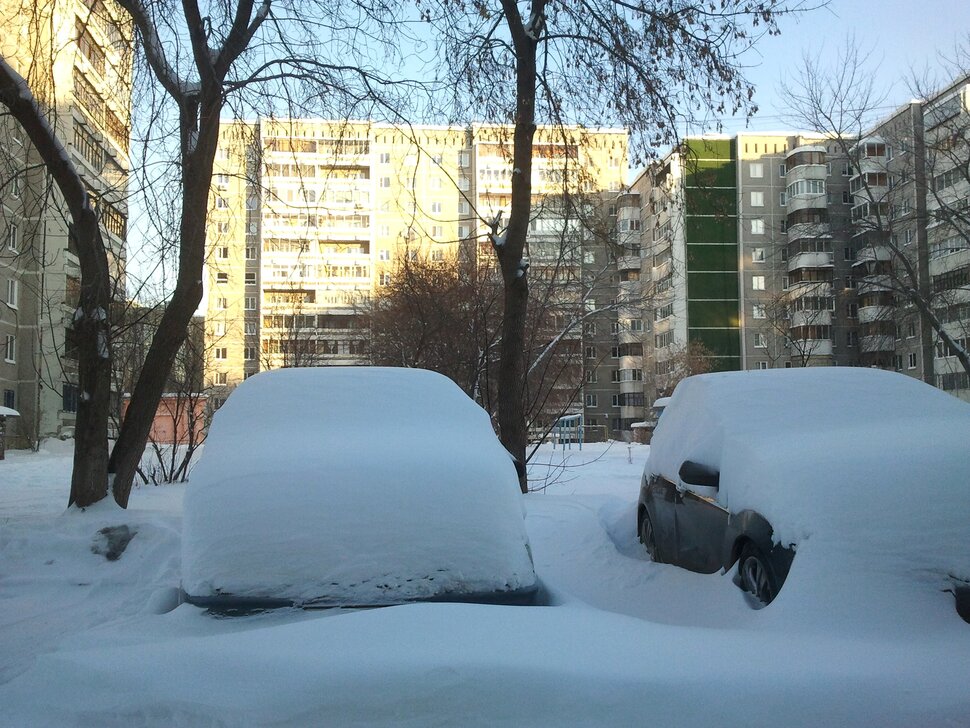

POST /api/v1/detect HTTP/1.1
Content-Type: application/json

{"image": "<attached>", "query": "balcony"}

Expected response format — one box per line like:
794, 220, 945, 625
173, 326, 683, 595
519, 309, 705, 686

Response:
786, 221, 830, 240
787, 251, 833, 272
791, 309, 832, 328
861, 335, 895, 353
858, 305, 894, 324
617, 255, 641, 272
792, 339, 833, 357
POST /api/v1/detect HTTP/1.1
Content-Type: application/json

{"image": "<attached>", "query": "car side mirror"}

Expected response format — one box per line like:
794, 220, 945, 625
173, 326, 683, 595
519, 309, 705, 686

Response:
678, 460, 719, 489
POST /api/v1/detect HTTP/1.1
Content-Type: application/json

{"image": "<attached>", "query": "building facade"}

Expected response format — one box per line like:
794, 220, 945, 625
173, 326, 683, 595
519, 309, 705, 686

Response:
0, 0, 131, 446
203, 120, 629, 433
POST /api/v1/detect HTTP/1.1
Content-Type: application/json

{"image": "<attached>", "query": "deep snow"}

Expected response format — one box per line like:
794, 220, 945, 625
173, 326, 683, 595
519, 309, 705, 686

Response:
1, 438, 969, 726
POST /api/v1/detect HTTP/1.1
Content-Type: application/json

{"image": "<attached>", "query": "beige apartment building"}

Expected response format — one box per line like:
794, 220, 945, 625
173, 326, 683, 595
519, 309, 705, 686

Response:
203, 120, 629, 432
0, 0, 130, 446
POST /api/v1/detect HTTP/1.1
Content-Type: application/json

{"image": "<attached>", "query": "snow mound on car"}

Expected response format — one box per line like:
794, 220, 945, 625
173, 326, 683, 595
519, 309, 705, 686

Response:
648, 368, 970, 588
182, 367, 536, 606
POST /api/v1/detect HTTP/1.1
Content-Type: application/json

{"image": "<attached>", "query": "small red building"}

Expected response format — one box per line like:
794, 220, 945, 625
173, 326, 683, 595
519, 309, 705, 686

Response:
121, 394, 207, 445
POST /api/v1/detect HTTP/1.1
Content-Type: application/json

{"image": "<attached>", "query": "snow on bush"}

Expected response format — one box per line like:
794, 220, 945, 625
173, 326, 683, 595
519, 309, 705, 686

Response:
181, 367, 536, 606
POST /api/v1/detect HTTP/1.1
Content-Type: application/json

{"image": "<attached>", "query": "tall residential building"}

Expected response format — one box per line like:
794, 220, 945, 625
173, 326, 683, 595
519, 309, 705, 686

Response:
637, 134, 857, 401
634, 77, 970, 407
0, 0, 131, 446
203, 120, 628, 431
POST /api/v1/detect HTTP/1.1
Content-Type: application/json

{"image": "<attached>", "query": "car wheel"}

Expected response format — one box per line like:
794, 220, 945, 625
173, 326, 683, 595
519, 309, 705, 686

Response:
639, 510, 659, 562
738, 543, 778, 606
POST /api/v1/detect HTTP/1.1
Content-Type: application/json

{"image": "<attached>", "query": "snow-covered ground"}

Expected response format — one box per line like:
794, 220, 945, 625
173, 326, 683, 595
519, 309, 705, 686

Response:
1, 440, 969, 726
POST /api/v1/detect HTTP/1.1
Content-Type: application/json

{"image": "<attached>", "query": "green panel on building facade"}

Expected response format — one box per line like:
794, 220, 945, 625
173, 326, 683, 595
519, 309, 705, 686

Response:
688, 300, 740, 328
685, 216, 737, 244
687, 272, 739, 300
684, 159, 737, 189
689, 329, 741, 359
683, 138, 734, 161
686, 244, 738, 271
685, 187, 736, 218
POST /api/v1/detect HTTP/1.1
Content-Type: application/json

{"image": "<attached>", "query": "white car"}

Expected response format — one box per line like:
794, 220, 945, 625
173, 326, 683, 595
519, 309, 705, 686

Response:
182, 367, 537, 609
639, 367, 970, 619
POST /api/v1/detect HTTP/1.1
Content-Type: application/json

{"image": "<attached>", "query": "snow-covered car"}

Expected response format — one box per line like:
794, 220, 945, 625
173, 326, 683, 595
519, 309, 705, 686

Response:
638, 367, 970, 614
182, 367, 537, 609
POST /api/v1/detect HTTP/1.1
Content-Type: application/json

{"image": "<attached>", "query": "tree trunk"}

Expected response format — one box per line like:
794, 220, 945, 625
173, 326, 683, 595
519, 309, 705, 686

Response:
496, 0, 542, 492
0, 59, 114, 507
68, 211, 113, 507
108, 94, 221, 507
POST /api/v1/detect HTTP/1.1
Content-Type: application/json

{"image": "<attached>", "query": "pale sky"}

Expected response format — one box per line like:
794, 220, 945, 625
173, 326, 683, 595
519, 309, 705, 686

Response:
725, 0, 970, 133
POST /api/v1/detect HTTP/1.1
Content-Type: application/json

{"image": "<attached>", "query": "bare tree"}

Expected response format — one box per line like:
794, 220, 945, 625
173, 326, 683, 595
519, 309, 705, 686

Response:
3, 0, 413, 507
422, 0, 802, 488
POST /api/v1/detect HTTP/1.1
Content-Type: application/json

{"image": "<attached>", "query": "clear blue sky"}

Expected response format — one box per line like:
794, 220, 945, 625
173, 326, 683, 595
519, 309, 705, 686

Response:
724, 0, 970, 132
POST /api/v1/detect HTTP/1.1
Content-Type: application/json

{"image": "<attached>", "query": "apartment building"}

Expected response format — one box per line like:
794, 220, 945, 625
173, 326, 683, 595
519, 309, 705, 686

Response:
634, 76, 970, 407
203, 120, 629, 431
0, 0, 130, 446
637, 134, 857, 401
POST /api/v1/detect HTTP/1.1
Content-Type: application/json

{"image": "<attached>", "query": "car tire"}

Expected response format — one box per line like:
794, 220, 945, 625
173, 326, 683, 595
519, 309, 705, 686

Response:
738, 542, 778, 606
639, 510, 660, 562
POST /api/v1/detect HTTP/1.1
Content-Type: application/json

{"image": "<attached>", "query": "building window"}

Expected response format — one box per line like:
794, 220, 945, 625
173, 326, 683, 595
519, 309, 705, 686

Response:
431, 249, 444, 262
246, 247, 257, 260
244, 321, 256, 335
842, 190, 852, 204
908, 352, 917, 369
779, 192, 787, 206
846, 331, 858, 347
847, 303, 858, 318
751, 248, 765, 263
379, 177, 391, 188
751, 219, 765, 235
750, 191, 764, 207
216, 246, 229, 259
216, 272, 229, 283
6, 223, 17, 252
585, 345, 596, 359
3, 388, 14, 408
431, 202, 443, 214
244, 346, 256, 361
752, 275, 766, 290
379, 272, 391, 286
458, 177, 470, 192
213, 321, 226, 336
62, 383, 78, 413
214, 347, 227, 360
215, 196, 229, 209
431, 225, 443, 238
245, 272, 256, 285
378, 249, 390, 261
6, 279, 18, 308
755, 361, 769, 370
584, 393, 598, 407
752, 304, 766, 319
458, 201, 470, 215
244, 297, 256, 310
749, 162, 764, 178
585, 369, 597, 384
754, 333, 767, 348
583, 322, 596, 336
610, 369, 622, 383
458, 151, 470, 168
782, 276, 790, 290
610, 346, 620, 358
215, 372, 228, 385
3, 334, 15, 363
611, 394, 621, 407
379, 152, 390, 164
778, 164, 786, 177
